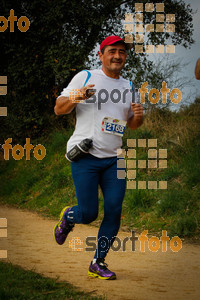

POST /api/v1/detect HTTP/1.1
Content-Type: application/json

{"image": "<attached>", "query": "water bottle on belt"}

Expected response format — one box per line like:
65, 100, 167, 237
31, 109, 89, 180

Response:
66, 138, 93, 162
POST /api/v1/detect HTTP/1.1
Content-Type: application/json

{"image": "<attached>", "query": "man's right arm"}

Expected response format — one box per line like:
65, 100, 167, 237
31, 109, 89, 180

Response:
54, 70, 87, 115
54, 96, 77, 115
54, 84, 95, 115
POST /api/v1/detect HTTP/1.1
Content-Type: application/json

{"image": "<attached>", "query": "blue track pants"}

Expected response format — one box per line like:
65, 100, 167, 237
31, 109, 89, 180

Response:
65, 154, 126, 259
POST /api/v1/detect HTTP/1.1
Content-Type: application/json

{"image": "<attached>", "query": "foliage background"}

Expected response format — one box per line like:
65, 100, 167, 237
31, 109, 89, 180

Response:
0, 0, 194, 142
0, 0, 199, 238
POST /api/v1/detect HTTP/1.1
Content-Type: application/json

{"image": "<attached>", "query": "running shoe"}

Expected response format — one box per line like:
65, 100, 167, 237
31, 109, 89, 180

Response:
88, 258, 116, 280
53, 206, 74, 245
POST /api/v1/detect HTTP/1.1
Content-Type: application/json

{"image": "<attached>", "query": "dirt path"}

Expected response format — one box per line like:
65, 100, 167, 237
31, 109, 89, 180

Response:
0, 204, 199, 300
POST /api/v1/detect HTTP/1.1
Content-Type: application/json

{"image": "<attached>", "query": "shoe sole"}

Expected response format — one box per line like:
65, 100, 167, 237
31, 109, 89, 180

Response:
53, 206, 70, 244
88, 271, 116, 280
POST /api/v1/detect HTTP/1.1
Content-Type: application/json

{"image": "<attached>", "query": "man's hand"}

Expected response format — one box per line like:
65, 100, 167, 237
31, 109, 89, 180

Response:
69, 84, 95, 101
77, 84, 95, 100
54, 84, 96, 115
80, 84, 96, 99
127, 103, 143, 130
131, 103, 143, 120
195, 58, 200, 80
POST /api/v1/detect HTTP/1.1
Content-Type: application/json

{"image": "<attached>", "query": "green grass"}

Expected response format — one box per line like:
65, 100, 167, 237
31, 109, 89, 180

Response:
0, 100, 200, 238
0, 130, 76, 218
0, 261, 103, 300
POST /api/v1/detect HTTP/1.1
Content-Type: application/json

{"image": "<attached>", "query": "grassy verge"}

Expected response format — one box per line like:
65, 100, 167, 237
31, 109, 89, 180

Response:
0, 99, 200, 238
0, 128, 75, 219
0, 261, 103, 300
121, 100, 200, 237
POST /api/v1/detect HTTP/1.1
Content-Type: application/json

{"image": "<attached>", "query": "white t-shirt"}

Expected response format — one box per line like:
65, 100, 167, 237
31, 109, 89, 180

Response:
58, 69, 138, 158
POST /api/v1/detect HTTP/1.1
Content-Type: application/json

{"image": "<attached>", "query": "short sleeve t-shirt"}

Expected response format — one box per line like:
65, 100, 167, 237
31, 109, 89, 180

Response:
58, 69, 138, 158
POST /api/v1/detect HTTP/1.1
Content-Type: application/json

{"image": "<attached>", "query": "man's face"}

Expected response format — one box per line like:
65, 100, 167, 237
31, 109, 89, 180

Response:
98, 43, 127, 74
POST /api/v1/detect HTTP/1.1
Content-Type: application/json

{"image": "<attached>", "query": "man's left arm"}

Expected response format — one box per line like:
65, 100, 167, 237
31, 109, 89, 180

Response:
195, 58, 200, 80
127, 104, 143, 130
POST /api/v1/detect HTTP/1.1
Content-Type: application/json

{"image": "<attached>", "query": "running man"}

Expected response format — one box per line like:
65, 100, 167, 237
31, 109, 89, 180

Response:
53, 35, 143, 280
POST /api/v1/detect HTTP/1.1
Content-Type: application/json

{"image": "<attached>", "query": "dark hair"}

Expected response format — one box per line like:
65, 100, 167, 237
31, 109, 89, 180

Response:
101, 46, 107, 54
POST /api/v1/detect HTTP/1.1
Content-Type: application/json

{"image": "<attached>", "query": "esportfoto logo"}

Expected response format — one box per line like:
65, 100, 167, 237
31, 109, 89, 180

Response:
0, 76, 7, 117
124, 3, 175, 54
117, 138, 168, 190
0, 218, 7, 259
0, 9, 30, 32
69, 230, 182, 253
68, 81, 182, 108
1, 138, 46, 161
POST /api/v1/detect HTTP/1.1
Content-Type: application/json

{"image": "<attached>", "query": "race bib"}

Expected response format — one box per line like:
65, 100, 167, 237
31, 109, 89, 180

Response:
101, 117, 126, 137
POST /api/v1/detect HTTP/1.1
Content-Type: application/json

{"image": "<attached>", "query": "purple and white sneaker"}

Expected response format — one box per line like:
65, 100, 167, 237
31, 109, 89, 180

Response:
53, 206, 74, 245
88, 258, 116, 280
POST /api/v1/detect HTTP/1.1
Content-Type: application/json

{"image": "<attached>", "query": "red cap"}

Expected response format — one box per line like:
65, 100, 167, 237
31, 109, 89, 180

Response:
100, 35, 131, 51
